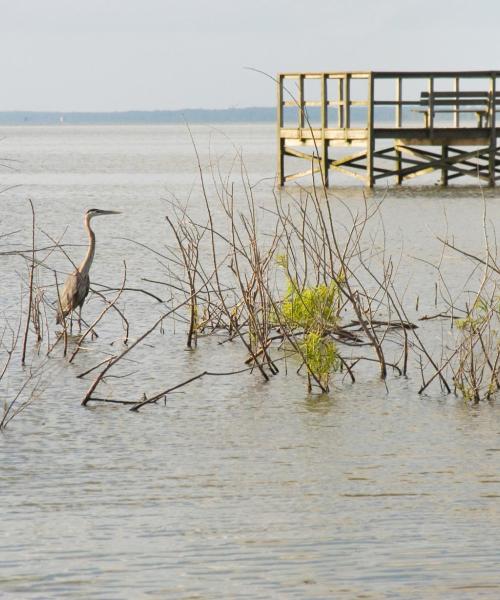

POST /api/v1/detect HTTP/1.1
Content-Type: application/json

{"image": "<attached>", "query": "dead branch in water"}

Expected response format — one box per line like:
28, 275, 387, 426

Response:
81, 292, 200, 406
21, 199, 36, 364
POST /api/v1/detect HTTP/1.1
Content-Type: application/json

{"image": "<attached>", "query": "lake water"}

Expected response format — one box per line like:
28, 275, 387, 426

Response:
1, 125, 500, 599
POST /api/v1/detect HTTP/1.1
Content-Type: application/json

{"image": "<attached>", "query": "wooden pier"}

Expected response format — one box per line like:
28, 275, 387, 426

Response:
277, 70, 500, 187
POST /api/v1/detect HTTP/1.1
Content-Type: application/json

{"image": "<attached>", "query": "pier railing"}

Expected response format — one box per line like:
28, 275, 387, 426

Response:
277, 70, 500, 187
278, 71, 500, 131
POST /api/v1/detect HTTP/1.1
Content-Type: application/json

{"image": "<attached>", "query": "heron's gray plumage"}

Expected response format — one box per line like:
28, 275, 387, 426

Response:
56, 208, 120, 325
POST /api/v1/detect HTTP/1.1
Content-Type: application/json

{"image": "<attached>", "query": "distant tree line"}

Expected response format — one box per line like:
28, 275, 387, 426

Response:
0, 106, 410, 126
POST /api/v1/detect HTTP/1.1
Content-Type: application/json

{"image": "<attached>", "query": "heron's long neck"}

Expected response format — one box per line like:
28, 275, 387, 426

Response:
78, 215, 95, 275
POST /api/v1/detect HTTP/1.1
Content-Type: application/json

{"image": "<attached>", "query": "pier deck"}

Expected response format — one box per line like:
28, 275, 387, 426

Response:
277, 71, 500, 187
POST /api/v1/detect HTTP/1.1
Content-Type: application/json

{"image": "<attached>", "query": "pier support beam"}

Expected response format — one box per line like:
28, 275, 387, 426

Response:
441, 145, 448, 186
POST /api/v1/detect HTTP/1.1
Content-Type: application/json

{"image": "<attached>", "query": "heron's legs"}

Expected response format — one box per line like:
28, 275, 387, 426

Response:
78, 307, 83, 332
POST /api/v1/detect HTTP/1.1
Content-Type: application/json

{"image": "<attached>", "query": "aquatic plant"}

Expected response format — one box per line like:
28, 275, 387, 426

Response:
433, 217, 500, 403
273, 275, 340, 390
452, 295, 500, 403
279, 279, 339, 332
299, 331, 340, 390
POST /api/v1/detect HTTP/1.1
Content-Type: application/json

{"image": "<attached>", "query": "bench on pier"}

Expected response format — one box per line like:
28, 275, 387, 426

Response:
416, 91, 492, 128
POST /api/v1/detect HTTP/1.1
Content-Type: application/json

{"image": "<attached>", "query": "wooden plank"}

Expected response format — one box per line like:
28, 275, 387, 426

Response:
284, 167, 321, 182
351, 163, 393, 174
395, 146, 495, 180
284, 147, 368, 168
284, 147, 320, 161
280, 126, 496, 145
399, 144, 492, 167
284, 100, 321, 107
417, 109, 488, 114
421, 91, 489, 98
280, 128, 369, 141
326, 129, 368, 140
330, 149, 368, 166
328, 140, 368, 147
280, 71, 500, 79
378, 154, 430, 167
447, 168, 491, 181
420, 100, 489, 107
328, 164, 367, 182
373, 100, 421, 106
444, 146, 500, 169
399, 146, 500, 179
284, 138, 367, 149
394, 136, 491, 146
372, 71, 500, 78
286, 100, 385, 108
279, 71, 370, 78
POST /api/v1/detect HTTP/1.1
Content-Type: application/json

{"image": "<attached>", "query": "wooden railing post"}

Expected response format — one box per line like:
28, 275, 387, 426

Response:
345, 74, 351, 130
298, 74, 305, 130
489, 73, 497, 187
321, 73, 329, 187
367, 73, 375, 187
396, 76, 403, 184
428, 76, 434, 137
338, 77, 344, 128
454, 76, 460, 128
277, 74, 285, 186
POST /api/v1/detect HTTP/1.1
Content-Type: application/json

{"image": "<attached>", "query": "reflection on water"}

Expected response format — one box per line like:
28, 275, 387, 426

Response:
1, 125, 500, 599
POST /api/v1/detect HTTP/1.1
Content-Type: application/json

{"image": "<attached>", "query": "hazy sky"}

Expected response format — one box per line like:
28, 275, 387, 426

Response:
1, 0, 499, 111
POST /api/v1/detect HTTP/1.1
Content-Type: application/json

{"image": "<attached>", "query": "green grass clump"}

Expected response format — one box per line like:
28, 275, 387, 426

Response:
281, 279, 339, 332
275, 269, 341, 391
299, 331, 340, 389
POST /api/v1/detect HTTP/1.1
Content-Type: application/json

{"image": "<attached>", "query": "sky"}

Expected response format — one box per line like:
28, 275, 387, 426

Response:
0, 0, 499, 111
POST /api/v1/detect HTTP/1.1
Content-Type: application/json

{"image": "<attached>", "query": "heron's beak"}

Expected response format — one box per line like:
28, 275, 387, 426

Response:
98, 210, 122, 215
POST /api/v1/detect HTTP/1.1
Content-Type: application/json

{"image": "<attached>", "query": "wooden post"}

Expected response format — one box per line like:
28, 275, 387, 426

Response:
321, 73, 329, 187
396, 76, 403, 184
489, 73, 496, 187
367, 73, 375, 187
345, 74, 351, 130
441, 145, 448, 186
428, 76, 434, 138
277, 74, 285, 186
338, 77, 344, 128
454, 76, 460, 128
298, 74, 305, 130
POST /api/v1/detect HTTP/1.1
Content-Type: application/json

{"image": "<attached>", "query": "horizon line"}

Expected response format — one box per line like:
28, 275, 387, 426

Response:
0, 106, 275, 114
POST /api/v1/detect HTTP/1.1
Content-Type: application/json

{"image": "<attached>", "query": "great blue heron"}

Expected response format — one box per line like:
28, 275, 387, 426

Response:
56, 208, 120, 326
